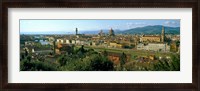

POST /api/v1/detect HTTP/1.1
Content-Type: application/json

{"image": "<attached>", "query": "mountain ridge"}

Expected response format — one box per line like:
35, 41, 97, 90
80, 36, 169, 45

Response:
120, 25, 180, 34
20, 25, 180, 35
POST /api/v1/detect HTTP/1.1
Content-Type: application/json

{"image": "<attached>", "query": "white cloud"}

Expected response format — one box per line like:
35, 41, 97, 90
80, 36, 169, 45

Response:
134, 22, 146, 25
164, 20, 180, 27
125, 22, 147, 29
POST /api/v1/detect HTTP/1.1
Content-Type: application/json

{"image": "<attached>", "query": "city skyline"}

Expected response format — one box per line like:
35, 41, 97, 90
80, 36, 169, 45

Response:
20, 19, 180, 34
20, 19, 180, 71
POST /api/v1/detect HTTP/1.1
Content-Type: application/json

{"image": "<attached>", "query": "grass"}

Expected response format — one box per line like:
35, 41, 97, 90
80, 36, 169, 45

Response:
84, 45, 174, 61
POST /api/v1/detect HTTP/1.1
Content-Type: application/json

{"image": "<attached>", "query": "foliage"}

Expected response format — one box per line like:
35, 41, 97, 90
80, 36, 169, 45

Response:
120, 52, 127, 70
20, 44, 179, 71
57, 55, 68, 66
123, 54, 180, 71
20, 57, 58, 71
102, 50, 108, 56
120, 52, 127, 65
56, 46, 114, 71
90, 54, 114, 71
149, 54, 180, 71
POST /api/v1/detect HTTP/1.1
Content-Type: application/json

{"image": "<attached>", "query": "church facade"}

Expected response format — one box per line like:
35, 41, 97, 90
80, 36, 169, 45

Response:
140, 27, 165, 43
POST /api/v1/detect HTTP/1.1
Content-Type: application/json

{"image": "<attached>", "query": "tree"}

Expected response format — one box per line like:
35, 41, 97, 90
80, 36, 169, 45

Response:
102, 50, 108, 56
90, 54, 114, 71
25, 49, 28, 56
21, 54, 25, 60
170, 54, 180, 71
151, 54, 180, 71
120, 52, 127, 70
86, 48, 98, 56
20, 59, 58, 71
59, 45, 74, 54
80, 45, 85, 53
176, 40, 180, 47
27, 56, 31, 62
57, 55, 67, 66
49, 52, 53, 55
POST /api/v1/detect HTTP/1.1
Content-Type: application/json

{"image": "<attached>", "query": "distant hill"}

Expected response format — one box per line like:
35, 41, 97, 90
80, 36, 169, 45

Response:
80, 25, 180, 35
120, 25, 180, 34
79, 29, 121, 35
20, 25, 180, 35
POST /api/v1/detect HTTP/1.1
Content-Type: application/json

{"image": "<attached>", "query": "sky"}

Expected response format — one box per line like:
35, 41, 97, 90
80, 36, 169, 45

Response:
20, 19, 180, 34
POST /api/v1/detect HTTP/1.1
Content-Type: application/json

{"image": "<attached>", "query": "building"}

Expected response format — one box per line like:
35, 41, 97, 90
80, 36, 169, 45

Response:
161, 26, 165, 42
47, 37, 55, 41
56, 39, 64, 44
137, 43, 170, 52
109, 42, 124, 48
71, 40, 76, 44
75, 28, 78, 35
24, 45, 53, 55
66, 39, 71, 44
171, 35, 180, 41
25, 41, 34, 46
137, 43, 146, 50
75, 28, 84, 37
170, 42, 178, 52
109, 28, 115, 36
140, 35, 161, 42
140, 26, 165, 43
92, 41, 99, 46
98, 30, 104, 36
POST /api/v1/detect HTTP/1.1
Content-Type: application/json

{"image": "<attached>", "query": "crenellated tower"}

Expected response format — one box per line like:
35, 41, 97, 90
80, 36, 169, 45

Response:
75, 28, 78, 35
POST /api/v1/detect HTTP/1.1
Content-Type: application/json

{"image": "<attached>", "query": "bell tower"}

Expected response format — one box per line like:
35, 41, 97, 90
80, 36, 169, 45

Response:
161, 26, 165, 42
75, 28, 78, 35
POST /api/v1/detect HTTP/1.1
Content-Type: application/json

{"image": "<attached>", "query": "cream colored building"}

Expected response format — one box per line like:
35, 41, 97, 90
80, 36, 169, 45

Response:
56, 39, 64, 44
109, 42, 124, 48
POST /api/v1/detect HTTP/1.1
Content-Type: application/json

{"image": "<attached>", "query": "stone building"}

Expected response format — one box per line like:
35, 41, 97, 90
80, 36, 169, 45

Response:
140, 35, 161, 42
137, 43, 170, 52
140, 26, 165, 43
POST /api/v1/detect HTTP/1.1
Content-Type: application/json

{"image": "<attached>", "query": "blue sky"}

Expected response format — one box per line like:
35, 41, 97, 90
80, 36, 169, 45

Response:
20, 19, 180, 33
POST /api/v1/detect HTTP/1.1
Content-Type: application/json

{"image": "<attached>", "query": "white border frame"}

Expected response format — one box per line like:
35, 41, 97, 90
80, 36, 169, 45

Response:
8, 8, 192, 83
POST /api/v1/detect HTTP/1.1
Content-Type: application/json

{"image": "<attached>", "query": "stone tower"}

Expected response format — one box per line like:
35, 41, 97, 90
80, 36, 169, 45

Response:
161, 26, 165, 42
75, 28, 78, 35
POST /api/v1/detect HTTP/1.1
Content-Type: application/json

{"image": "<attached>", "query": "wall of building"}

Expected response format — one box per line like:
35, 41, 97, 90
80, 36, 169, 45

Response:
140, 36, 161, 42
137, 43, 170, 52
